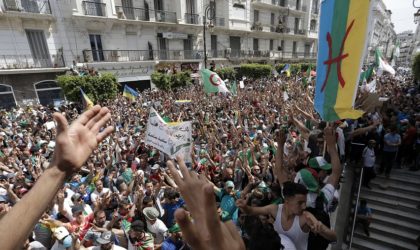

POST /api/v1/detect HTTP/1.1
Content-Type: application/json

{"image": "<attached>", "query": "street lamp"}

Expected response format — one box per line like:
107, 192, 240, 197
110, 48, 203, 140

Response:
203, 1, 215, 69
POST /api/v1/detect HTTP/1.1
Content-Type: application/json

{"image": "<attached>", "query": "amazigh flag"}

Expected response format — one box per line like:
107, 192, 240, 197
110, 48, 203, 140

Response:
302, 65, 312, 87
375, 48, 395, 76
123, 84, 139, 101
314, 0, 373, 122
200, 69, 230, 94
281, 64, 291, 77
80, 88, 94, 110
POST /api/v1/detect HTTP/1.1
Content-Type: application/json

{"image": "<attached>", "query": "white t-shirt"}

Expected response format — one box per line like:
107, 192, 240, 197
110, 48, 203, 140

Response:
87, 245, 127, 250
90, 188, 110, 203
362, 147, 375, 167
146, 219, 168, 244
280, 234, 297, 250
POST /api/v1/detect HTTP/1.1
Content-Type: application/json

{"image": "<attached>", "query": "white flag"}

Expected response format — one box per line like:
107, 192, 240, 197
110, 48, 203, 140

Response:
283, 91, 289, 101
145, 107, 192, 161
239, 81, 245, 89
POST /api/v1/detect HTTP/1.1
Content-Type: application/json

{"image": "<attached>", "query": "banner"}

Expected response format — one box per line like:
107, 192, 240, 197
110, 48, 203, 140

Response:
145, 108, 192, 161
314, 0, 373, 121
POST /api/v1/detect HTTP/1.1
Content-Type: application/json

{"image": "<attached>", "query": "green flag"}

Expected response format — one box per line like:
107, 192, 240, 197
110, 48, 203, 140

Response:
200, 69, 230, 94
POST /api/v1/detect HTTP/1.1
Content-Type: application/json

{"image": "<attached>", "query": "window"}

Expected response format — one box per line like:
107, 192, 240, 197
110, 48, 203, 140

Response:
270, 13, 275, 25
310, 20, 317, 31
293, 41, 297, 57
253, 38, 259, 51
296, 0, 301, 10
270, 40, 274, 51
0, 84, 16, 109
211, 35, 218, 57
254, 10, 259, 22
34, 81, 65, 106
89, 34, 104, 62
26, 29, 51, 68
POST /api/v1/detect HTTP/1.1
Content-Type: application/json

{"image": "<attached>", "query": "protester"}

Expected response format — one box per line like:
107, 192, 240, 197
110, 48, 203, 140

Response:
356, 199, 373, 237
0, 68, 417, 250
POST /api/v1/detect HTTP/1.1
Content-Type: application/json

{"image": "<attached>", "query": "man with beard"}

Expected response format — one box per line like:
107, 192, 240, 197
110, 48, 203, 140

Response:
81, 210, 109, 247
124, 220, 154, 250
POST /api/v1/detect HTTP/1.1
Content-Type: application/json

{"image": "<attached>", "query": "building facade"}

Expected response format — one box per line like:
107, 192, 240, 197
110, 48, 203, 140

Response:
396, 30, 415, 67
0, 0, 320, 107
365, 0, 396, 64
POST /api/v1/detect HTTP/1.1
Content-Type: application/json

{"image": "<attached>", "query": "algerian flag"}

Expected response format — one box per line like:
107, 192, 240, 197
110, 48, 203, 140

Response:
375, 48, 395, 76
394, 41, 400, 58
366, 79, 376, 93
200, 69, 230, 94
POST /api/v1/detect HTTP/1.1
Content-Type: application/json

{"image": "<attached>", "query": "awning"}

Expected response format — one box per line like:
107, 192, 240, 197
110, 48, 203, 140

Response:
117, 75, 151, 82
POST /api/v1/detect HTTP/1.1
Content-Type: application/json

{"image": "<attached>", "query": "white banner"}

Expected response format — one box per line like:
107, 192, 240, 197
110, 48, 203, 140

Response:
145, 107, 192, 161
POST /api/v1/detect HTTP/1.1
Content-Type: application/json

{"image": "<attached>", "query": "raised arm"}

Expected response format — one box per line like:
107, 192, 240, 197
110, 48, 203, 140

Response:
0, 105, 114, 250
273, 130, 288, 184
324, 127, 341, 189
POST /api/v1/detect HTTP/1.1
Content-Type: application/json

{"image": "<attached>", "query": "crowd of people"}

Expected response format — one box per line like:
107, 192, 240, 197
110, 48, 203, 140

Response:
0, 68, 418, 250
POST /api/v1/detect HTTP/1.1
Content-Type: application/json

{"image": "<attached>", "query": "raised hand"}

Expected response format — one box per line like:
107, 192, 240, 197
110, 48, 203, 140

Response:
324, 126, 336, 147
52, 105, 114, 174
167, 156, 245, 250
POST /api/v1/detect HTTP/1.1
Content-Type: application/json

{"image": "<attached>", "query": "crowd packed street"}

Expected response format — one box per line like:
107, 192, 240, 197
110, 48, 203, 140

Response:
0, 69, 418, 250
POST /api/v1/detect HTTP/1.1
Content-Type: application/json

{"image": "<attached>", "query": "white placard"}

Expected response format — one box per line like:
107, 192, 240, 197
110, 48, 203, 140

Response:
145, 107, 192, 161
239, 81, 244, 89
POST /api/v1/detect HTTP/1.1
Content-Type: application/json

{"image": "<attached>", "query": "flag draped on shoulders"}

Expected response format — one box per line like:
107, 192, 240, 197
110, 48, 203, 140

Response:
314, 0, 372, 122
200, 69, 230, 94
123, 84, 139, 101
302, 65, 312, 87
80, 88, 94, 110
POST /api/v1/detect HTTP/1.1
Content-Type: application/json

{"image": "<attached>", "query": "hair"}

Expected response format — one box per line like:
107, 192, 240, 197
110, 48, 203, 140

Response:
164, 188, 178, 200
282, 181, 308, 199
360, 199, 367, 207
130, 220, 145, 232
94, 209, 105, 218
142, 196, 153, 205
242, 216, 282, 250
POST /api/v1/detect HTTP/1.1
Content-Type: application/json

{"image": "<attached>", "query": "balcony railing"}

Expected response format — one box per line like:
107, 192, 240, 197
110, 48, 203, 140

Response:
254, 0, 287, 7
185, 13, 199, 24
3, 0, 51, 14
155, 10, 177, 23
116, 6, 150, 21
311, 8, 319, 15
0, 54, 64, 69
82, 1, 106, 16
82, 50, 204, 62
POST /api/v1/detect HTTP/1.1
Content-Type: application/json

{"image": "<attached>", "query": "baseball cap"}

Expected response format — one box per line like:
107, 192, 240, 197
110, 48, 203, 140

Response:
294, 169, 319, 193
308, 157, 332, 171
71, 193, 82, 202
96, 231, 115, 245
52, 226, 70, 240
225, 180, 235, 189
151, 164, 160, 170
143, 207, 159, 221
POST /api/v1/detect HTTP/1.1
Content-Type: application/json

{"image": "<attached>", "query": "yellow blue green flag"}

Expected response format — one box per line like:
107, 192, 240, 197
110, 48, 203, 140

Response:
123, 85, 139, 101
80, 88, 94, 110
314, 0, 373, 121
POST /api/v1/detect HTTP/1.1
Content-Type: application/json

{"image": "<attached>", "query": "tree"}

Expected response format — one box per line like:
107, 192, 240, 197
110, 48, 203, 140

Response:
237, 64, 273, 79
151, 71, 192, 90
215, 67, 236, 80
56, 73, 119, 103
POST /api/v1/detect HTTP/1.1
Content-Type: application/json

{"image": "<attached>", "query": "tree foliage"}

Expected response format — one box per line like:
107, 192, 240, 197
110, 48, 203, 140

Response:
237, 64, 273, 79
56, 73, 119, 103
151, 71, 192, 90
215, 67, 236, 80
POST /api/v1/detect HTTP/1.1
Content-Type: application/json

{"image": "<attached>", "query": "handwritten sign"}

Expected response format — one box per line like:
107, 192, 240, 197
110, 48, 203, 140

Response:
145, 107, 192, 161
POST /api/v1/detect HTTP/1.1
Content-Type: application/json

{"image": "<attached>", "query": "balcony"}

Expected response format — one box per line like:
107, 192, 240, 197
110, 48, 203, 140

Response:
155, 10, 177, 23
2, 0, 51, 14
311, 8, 319, 15
251, 22, 263, 31
294, 29, 307, 35
82, 50, 203, 63
82, 1, 106, 17
185, 13, 199, 24
213, 17, 226, 28
0, 53, 64, 70
115, 6, 150, 21
253, 0, 288, 8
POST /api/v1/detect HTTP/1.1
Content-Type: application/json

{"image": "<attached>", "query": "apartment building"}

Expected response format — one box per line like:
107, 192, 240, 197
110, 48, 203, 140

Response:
0, 0, 320, 107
